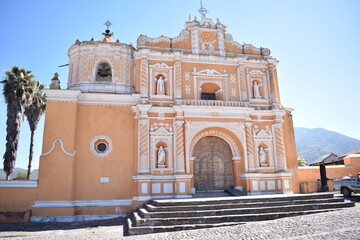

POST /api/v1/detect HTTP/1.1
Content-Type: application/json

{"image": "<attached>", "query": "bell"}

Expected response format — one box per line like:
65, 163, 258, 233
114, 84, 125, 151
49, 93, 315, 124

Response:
99, 65, 108, 78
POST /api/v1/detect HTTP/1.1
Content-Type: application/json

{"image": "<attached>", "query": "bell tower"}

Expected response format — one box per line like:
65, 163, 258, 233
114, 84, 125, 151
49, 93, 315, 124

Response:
67, 21, 135, 94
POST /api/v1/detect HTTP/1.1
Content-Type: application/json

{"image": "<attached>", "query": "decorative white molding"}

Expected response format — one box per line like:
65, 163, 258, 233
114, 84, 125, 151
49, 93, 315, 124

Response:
77, 93, 140, 105
240, 172, 292, 178
41, 139, 75, 157
132, 174, 193, 180
132, 195, 192, 201
0, 180, 38, 188
90, 135, 113, 158
45, 90, 141, 106
32, 199, 132, 208
44, 89, 81, 102
30, 214, 126, 223
193, 68, 227, 76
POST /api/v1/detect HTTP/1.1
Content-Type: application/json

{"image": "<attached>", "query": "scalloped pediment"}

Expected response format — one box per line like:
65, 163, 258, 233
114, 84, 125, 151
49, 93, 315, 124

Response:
193, 69, 226, 76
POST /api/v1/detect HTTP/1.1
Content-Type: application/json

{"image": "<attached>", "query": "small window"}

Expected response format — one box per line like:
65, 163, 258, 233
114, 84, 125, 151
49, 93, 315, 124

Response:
96, 143, 107, 153
96, 62, 112, 82
90, 135, 113, 157
201, 93, 216, 100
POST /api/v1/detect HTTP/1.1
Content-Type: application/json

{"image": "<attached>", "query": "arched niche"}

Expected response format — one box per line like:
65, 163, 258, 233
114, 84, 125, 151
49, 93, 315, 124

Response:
154, 74, 167, 95
251, 79, 263, 99
155, 141, 168, 168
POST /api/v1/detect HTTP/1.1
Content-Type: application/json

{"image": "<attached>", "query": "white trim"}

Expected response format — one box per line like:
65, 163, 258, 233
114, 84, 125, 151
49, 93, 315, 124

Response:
132, 195, 192, 201
298, 165, 350, 169
44, 90, 141, 106
240, 172, 292, 178
347, 154, 360, 158
30, 214, 125, 223
132, 174, 193, 180
41, 139, 75, 157
0, 180, 38, 188
44, 89, 81, 102
32, 199, 132, 208
247, 191, 293, 195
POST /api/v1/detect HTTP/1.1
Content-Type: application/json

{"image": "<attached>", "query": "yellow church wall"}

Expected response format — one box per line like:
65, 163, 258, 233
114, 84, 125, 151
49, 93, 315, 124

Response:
36, 101, 78, 202
72, 104, 135, 201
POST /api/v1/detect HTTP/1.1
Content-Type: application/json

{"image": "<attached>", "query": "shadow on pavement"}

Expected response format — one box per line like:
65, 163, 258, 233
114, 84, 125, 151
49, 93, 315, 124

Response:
0, 217, 125, 232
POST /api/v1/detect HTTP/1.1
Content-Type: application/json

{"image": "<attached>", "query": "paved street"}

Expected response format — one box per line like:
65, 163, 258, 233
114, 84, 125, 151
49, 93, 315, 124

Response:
1, 196, 359, 240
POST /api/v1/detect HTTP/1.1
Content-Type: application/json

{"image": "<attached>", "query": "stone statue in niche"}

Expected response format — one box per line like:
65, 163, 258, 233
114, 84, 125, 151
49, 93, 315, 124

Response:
156, 76, 165, 95
259, 146, 267, 166
157, 146, 166, 167
253, 82, 262, 98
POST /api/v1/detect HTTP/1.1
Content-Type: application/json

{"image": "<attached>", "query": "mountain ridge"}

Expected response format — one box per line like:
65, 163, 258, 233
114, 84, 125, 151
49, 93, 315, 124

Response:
294, 127, 360, 163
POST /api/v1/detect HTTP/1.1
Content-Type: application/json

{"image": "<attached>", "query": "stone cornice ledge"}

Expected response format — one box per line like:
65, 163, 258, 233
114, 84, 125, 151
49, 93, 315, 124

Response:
44, 89, 141, 105
44, 89, 81, 102
0, 180, 38, 188
78, 93, 141, 105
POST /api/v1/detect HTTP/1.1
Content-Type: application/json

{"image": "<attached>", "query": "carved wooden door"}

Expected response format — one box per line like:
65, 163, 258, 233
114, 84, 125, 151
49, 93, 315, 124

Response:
193, 136, 234, 190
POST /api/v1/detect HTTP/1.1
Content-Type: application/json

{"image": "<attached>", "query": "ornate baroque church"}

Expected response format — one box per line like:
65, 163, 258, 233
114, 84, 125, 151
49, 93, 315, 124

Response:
33, 12, 298, 221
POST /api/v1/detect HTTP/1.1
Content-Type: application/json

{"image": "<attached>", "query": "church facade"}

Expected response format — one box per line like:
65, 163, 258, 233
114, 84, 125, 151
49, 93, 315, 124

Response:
32, 15, 298, 221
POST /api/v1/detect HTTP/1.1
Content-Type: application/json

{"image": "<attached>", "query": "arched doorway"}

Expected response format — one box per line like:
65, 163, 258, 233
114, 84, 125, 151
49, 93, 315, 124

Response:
193, 136, 234, 191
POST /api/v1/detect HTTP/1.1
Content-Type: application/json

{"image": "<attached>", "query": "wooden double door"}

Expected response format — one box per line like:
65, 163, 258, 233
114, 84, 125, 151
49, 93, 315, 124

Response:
193, 136, 234, 190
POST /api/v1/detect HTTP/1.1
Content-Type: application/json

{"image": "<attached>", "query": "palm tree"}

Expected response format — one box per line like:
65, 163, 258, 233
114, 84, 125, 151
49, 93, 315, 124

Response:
24, 81, 46, 180
1, 67, 34, 180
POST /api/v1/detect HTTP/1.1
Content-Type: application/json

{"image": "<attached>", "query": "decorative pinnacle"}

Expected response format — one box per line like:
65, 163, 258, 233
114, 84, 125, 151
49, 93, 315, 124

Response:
198, 0, 209, 16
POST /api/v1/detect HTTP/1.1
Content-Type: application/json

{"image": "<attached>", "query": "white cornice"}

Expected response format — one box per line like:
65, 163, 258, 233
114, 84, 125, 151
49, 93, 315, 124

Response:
44, 89, 81, 102
45, 90, 141, 106
78, 93, 140, 105
0, 180, 38, 188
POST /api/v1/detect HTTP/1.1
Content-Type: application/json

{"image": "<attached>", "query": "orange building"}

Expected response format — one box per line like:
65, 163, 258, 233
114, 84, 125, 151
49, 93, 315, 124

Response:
9, 14, 300, 222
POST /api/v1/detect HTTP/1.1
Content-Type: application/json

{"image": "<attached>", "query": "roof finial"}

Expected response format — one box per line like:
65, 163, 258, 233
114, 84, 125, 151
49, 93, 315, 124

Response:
102, 20, 114, 38
104, 20, 112, 30
198, 0, 209, 17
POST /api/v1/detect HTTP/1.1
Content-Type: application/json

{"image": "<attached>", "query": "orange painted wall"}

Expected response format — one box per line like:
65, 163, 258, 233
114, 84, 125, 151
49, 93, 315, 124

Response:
0, 187, 36, 212
73, 104, 135, 200
283, 112, 299, 193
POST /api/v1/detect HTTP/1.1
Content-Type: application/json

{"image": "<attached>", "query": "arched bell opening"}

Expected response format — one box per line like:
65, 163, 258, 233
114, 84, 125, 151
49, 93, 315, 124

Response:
95, 60, 113, 82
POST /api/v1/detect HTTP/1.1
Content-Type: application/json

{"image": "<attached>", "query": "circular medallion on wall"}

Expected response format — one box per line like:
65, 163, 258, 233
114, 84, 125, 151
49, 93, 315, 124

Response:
90, 135, 113, 157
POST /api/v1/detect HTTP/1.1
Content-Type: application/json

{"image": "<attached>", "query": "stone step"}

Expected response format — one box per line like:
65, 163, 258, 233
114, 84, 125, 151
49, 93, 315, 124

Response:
133, 209, 336, 227
139, 201, 354, 219
124, 193, 355, 236
150, 193, 335, 206
124, 218, 244, 236
145, 198, 345, 212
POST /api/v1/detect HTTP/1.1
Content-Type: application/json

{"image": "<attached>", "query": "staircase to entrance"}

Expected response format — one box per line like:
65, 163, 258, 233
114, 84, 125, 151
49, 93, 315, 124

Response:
124, 193, 355, 236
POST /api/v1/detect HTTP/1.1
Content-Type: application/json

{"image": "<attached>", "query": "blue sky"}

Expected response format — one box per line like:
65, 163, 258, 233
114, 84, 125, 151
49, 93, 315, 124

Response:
1, 0, 360, 169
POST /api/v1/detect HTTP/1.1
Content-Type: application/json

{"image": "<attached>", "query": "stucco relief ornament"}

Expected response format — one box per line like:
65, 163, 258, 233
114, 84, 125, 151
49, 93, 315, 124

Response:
156, 76, 165, 95
259, 146, 267, 166
157, 146, 166, 168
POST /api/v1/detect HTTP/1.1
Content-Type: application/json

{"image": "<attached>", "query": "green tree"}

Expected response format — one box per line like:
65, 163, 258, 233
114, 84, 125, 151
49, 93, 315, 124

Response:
13, 172, 27, 180
24, 81, 46, 180
1, 67, 34, 180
